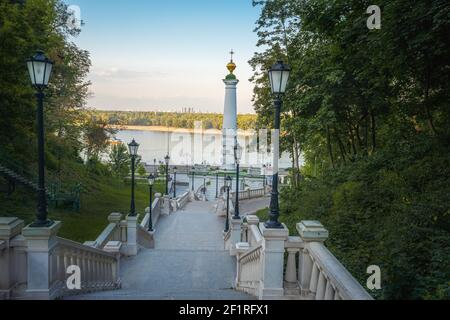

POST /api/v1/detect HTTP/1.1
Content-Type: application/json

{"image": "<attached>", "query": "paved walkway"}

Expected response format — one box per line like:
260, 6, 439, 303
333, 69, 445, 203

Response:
68, 201, 254, 300
239, 196, 270, 216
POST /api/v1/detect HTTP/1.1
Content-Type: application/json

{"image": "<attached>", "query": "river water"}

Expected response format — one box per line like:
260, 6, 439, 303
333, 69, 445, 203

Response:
114, 129, 292, 169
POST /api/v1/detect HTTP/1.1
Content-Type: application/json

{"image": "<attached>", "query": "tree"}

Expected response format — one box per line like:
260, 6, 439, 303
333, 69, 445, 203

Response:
251, 0, 450, 299
83, 114, 116, 161
109, 143, 130, 179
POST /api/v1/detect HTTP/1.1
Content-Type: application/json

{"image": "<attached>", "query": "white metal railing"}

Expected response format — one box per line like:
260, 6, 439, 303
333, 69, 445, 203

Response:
50, 237, 120, 298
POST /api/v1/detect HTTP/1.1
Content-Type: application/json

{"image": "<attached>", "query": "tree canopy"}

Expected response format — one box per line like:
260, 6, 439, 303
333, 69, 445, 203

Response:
251, 0, 450, 299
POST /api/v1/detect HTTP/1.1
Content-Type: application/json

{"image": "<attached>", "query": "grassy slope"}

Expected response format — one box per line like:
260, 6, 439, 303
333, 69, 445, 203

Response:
0, 176, 164, 243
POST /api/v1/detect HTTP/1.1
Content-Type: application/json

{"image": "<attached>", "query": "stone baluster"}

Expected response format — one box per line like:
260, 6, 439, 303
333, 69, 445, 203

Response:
325, 281, 335, 300
284, 236, 302, 296
309, 263, 319, 296
82, 252, 88, 285
86, 253, 91, 285
334, 290, 341, 300
298, 248, 314, 298
55, 248, 62, 285
316, 271, 326, 300
0, 217, 24, 300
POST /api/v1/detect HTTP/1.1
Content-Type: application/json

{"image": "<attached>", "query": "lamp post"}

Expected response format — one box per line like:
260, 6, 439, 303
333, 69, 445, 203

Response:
191, 167, 195, 191
265, 60, 291, 229
215, 171, 219, 198
128, 139, 140, 217
224, 176, 232, 232
203, 177, 206, 195
173, 166, 177, 198
233, 141, 242, 220
27, 51, 54, 228
262, 164, 267, 190
147, 173, 155, 231
164, 155, 170, 195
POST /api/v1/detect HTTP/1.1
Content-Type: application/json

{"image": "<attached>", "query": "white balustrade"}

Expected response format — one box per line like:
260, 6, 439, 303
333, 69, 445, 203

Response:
234, 219, 373, 300
281, 221, 373, 300
141, 194, 162, 230
235, 245, 263, 296
49, 237, 120, 298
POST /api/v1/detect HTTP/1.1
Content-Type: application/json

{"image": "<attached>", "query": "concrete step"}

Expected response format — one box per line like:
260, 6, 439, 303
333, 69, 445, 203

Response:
64, 288, 253, 300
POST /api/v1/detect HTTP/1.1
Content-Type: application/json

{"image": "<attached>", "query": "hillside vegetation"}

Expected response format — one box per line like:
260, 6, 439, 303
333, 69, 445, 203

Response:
252, 0, 449, 299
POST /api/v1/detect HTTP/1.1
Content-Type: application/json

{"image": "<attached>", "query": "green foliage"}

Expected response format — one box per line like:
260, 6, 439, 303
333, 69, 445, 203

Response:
252, 0, 450, 299
137, 163, 147, 177
90, 110, 258, 131
108, 143, 130, 179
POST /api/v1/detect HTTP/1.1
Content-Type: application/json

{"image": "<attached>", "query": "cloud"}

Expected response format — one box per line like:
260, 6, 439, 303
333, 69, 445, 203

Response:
90, 67, 168, 81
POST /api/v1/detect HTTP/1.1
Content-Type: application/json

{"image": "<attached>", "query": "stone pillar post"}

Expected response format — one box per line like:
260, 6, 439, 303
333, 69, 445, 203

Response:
124, 214, 140, 256
296, 221, 329, 299
246, 215, 260, 247
0, 217, 24, 299
108, 212, 122, 240
162, 195, 171, 216
22, 221, 62, 300
259, 223, 289, 300
227, 217, 242, 254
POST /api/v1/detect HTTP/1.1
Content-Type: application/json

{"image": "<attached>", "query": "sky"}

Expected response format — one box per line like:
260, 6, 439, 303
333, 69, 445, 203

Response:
63, 0, 261, 114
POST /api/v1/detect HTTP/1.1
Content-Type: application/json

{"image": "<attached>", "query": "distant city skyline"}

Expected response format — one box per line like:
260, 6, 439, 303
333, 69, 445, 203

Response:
64, 0, 261, 114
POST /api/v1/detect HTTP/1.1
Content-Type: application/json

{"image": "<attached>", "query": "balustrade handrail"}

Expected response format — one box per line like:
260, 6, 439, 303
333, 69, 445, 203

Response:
141, 196, 161, 229
93, 223, 118, 249
248, 224, 263, 246
306, 241, 372, 300
238, 244, 263, 264
56, 237, 116, 259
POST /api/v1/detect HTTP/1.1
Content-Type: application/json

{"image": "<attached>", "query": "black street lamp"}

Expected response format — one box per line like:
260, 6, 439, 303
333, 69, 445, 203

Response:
203, 177, 206, 195
215, 171, 219, 198
128, 139, 140, 217
224, 176, 232, 232
27, 51, 54, 228
265, 60, 291, 229
147, 173, 155, 231
173, 166, 178, 198
233, 141, 242, 220
191, 167, 195, 191
262, 164, 267, 189
164, 154, 170, 195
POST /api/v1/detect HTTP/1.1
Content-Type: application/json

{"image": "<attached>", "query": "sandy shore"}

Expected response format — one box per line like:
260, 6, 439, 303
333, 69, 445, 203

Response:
108, 125, 256, 136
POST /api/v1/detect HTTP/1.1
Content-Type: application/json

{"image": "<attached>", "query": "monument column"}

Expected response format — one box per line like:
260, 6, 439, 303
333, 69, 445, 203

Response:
222, 50, 239, 171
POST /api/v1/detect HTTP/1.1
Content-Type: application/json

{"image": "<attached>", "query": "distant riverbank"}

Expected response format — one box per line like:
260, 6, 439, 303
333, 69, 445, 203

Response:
108, 125, 256, 136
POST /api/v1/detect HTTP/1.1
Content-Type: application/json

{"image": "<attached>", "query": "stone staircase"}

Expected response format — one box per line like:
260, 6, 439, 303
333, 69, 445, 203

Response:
0, 163, 51, 196
65, 201, 253, 300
